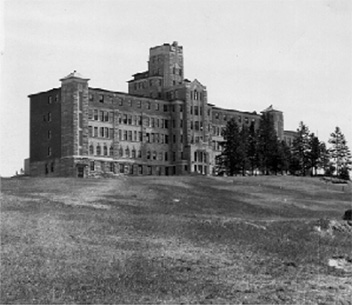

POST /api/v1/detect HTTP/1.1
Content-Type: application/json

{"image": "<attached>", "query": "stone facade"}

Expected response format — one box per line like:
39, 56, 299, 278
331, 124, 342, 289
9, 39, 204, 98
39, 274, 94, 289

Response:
28, 41, 290, 177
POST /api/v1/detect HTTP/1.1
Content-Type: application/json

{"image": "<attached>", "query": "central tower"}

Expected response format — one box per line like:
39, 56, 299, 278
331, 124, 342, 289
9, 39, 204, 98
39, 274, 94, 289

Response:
148, 41, 184, 88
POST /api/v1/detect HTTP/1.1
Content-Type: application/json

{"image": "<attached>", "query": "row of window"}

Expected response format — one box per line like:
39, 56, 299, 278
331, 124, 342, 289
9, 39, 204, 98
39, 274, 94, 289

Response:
133, 79, 163, 90
214, 112, 256, 124
47, 95, 59, 104
43, 112, 52, 122
89, 94, 171, 112
90, 161, 179, 175
88, 126, 114, 139
89, 143, 174, 161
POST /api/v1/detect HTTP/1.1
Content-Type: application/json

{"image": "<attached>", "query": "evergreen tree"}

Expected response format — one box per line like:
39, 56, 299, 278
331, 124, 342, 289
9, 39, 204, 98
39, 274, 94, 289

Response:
257, 113, 279, 174
292, 122, 311, 176
239, 124, 250, 175
328, 127, 352, 178
309, 133, 321, 176
220, 118, 243, 176
319, 141, 331, 175
277, 140, 291, 174
247, 122, 258, 175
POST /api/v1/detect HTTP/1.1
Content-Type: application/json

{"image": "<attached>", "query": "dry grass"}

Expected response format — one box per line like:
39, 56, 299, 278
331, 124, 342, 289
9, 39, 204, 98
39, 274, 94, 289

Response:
1, 175, 352, 304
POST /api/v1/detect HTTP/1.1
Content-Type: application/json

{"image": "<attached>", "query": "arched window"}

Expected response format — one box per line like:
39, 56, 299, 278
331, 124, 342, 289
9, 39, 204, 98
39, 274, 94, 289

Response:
132, 148, 136, 158
104, 145, 108, 156
96, 145, 101, 156
147, 151, 151, 160
109, 146, 114, 156
119, 147, 123, 157
89, 144, 94, 155
125, 147, 130, 158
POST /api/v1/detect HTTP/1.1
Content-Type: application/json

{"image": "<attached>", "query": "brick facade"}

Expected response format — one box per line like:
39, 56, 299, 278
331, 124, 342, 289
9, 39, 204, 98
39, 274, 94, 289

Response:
28, 41, 290, 177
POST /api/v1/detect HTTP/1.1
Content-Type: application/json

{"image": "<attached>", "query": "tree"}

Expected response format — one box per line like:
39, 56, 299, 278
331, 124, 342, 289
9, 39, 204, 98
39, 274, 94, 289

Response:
247, 121, 258, 175
309, 133, 321, 176
219, 118, 243, 176
292, 122, 311, 176
257, 113, 279, 174
328, 127, 352, 179
239, 124, 250, 175
319, 141, 331, 175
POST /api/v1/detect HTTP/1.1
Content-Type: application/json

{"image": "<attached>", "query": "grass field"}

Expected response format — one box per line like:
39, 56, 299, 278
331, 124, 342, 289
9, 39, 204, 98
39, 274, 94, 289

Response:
1, 175, 352, 304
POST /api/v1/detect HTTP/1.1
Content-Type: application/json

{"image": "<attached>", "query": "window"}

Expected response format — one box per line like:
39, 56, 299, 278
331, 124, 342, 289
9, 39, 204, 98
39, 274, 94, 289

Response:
94, 109, 98, 120
173, 152, 176, 162
139, 131, 142, 142
123, 114, 127, 124
128, 115, 132, 125
164, 104, 168, 112
104, 145, 108, 156
151, 118, 155, 127
245, 117, 249, 124
146, 133, 150, 143
215, 112, 219, 119
100, 127, 105, 138
119, 99, 123, 106
165, 152, 168, 161
96, 145, 101, 155
104, 112, 109, 122
158, 152, 163, 161
119, 147, 123, 157
88, 109, 93, 120
125, 147, 130, 158
47, 112, 52, 122
100, 111, 104, 122
89, 94, 93, 101
94, 127, 98, 137
110, 146, 114, 156
110, 162, 114, 173
165, 135, 169, 144
123, 130, 127, 141
48, 96, 52, 104
147, 151, 151, 160
137, 100, 141, 108
48, 130, 52, 139
47, 147, 52, 156
110, 128, 114, 139
173, 135, 176, 143
155, 103, 160, 111
153, 151, 157, 160
146, 101, 151, 109
134, 131, 137, 141
138, 150, 141, 158
195, 106, 199, 116
165, 120, 169, 129
90, 161, 95, 171
88, 126, 92, 137
132, 148, 136, 158
99, 95, 104, 103
128, 131, 132, 141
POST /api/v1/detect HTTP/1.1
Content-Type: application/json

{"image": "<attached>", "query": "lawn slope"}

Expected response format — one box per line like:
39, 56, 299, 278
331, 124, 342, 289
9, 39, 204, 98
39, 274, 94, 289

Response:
1, 176, 351, 304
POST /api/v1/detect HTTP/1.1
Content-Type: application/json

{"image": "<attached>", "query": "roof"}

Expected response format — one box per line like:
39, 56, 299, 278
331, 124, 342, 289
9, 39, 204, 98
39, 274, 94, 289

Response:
60, 70, 90, 82
261, 105, 282, 113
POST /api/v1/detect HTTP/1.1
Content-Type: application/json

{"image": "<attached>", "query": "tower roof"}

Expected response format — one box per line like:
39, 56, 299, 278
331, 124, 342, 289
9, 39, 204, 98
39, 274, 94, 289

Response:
261, 105, 282, 113
60, 70, 90, 82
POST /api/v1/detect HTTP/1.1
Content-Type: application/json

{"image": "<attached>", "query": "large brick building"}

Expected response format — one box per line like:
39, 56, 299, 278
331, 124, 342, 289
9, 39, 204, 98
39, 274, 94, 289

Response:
29, 41, 291, 177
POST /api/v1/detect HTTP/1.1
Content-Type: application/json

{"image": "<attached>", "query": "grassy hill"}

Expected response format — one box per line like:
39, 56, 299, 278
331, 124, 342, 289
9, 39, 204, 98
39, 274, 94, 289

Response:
1, 176, 351, 304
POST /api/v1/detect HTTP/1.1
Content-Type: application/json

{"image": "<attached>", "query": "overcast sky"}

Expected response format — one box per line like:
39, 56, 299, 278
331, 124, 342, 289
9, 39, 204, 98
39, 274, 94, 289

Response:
1, 0, 351, 177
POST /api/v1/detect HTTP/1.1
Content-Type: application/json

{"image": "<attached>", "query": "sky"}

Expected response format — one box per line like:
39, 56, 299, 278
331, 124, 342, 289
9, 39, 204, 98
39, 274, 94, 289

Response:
1, 0, 351, 177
